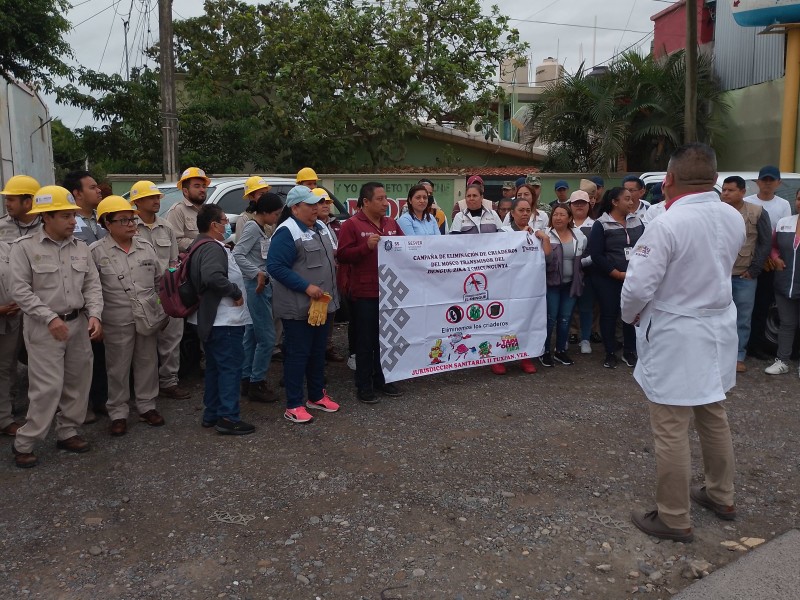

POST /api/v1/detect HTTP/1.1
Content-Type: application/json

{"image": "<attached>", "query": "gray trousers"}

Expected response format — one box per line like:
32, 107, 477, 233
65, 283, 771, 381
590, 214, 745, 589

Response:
774, 292, 800, 361
0, 315, 21, 429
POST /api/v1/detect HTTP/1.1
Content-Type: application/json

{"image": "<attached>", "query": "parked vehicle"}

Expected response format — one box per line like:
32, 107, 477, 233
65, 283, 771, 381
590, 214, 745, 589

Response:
640, 170, 800, 356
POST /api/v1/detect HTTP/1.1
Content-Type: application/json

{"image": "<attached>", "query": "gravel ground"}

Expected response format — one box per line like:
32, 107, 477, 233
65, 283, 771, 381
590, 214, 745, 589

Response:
1, 327, 798, 599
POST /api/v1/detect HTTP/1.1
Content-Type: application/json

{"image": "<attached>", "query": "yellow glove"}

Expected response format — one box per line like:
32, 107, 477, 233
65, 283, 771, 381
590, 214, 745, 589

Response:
308, 293, 332, 326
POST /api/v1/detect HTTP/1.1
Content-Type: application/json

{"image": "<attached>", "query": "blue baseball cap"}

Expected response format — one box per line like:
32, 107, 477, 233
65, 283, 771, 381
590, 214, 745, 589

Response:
554, 180, 569, 191
758, 165, 780, 180
650, 182, 664, 202
286, 185, 321, 207
589, 176, 604, 188
515, 176, 526, 188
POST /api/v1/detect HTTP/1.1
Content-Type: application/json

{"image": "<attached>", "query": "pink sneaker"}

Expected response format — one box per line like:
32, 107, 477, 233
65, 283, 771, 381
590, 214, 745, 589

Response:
306, 392, 340, 413
284, 406, 315, 423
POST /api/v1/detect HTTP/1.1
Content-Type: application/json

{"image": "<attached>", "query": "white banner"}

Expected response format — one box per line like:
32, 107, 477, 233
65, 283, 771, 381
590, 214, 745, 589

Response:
378, 232, 547, 382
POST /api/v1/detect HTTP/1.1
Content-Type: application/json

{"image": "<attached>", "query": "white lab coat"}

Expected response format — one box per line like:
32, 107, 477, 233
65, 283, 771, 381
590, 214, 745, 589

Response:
620, 191, 746, 406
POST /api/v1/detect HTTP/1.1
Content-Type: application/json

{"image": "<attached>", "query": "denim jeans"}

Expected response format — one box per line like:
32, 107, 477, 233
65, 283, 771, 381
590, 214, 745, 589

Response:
203, 326, 245, 423
354, 298, 385, 392
576, 275, 595, 341
592, 274, 636, 356
242, 278, 276, 382
546, 283, 578, 353
282, 318, 329, 409
731, 275, 757, 361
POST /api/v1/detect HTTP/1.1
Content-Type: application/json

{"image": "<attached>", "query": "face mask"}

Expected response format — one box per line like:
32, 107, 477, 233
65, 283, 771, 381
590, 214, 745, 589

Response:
224, 223, 233, 239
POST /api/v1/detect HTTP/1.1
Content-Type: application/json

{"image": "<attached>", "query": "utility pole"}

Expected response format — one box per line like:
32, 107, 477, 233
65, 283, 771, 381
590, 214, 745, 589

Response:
123, 19, 130, 80
158, 0, 179, 181
684, 0, 698, 143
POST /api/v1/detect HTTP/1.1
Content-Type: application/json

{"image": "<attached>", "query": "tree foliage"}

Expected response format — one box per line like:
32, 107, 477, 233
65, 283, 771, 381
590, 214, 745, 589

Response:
525, 50, 727, 173
0, 0, 73, 90
172, 0, 527, 171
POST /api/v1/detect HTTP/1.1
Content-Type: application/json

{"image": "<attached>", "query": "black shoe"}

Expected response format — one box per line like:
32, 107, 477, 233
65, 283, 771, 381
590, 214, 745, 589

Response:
249, 381, 277, 403
553, 351, 574, 365
622, 351, 638, 367
201, 418, 217, 428
568, 334, 579, 345
357, 389, 379, 404
377, 383, 403, 397
603, 353, 617, 369
214, 418, 256, 435
240, 379, 250, 396
539, 352, 554, 367
590, 332, 602, 344
272, 350, 284, 362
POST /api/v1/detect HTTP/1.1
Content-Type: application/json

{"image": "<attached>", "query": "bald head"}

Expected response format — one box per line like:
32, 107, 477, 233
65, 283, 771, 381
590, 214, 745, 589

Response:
664, 143, 717, 196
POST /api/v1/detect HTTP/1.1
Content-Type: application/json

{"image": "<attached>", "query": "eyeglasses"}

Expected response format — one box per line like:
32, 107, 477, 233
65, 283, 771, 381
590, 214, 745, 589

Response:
215, 217, 230, 224
108, 217, 137, 225
323, 199, 334, 204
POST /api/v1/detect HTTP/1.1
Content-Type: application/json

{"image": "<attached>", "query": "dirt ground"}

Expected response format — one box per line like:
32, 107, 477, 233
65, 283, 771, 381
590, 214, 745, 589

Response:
1, 325, 798, 599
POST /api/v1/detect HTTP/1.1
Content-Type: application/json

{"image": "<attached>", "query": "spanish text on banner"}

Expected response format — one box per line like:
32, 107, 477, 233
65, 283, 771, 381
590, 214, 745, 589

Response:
378, 233, 547, 383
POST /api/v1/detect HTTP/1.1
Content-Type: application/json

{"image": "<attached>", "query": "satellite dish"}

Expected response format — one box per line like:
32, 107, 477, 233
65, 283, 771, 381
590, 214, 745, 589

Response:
511, 106, 529, 131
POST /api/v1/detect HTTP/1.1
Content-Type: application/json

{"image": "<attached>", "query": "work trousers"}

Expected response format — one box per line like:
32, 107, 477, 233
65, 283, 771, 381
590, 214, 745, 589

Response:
103, 322, 158, 420
0, 315, 21, 429
774, 292, 800, 362
14, 314, 93, 453
592, 274, 636, 356
157, 316, 183, 388
649, 401, 735, 529
282, 318, 329, 409
354, 298, 385, 392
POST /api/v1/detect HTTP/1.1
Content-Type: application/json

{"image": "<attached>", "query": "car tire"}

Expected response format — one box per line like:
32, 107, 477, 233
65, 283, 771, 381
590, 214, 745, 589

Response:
763, 301, 800, 359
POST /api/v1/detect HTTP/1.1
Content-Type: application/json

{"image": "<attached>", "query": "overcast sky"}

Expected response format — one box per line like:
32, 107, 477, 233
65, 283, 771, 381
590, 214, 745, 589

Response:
48, 0, 663, 128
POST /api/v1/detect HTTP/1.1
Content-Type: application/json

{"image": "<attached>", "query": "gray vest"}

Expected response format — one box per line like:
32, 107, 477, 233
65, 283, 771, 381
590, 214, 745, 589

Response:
271, 218, 339, 320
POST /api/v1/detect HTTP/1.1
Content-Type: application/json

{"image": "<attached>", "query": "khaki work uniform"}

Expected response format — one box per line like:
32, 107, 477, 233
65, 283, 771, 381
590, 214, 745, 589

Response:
136, 216, 182, 388
165, 198, 201, 252
9, 228, 103, 453
0, 214, 42, 243
90, 236, 162, 421
0, 241, 22, 429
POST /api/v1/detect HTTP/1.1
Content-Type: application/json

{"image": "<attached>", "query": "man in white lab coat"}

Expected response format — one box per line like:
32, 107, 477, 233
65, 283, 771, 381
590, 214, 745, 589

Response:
621, 143, 746, 543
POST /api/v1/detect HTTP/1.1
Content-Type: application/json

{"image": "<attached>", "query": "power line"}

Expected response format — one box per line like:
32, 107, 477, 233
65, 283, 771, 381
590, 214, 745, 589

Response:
70, 0, 120, 29
507, 17, 648, 34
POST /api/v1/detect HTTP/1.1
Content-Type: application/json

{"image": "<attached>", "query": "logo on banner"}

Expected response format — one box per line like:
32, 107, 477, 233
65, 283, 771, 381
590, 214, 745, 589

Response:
463, 272, 488, 301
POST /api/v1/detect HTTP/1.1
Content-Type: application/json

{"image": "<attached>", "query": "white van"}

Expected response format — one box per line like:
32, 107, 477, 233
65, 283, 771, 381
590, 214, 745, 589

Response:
640, 171, 800, 211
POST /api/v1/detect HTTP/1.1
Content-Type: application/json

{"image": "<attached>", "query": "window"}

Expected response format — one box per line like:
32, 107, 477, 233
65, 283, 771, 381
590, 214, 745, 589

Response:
215, 187, 246, 214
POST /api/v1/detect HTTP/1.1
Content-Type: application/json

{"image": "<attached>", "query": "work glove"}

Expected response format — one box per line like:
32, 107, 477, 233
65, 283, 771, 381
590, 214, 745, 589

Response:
308, 293, 332, 326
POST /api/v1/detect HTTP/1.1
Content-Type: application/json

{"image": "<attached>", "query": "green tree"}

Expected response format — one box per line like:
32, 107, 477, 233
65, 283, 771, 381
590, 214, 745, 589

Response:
524, 50, 727, 173
58, 67, 162, 174
173, 0, 527, 170
0, 0, 73, 90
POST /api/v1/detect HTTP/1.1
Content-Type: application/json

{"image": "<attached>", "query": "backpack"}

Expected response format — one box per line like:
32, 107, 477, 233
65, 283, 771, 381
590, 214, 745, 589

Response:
158, 238, 217, 318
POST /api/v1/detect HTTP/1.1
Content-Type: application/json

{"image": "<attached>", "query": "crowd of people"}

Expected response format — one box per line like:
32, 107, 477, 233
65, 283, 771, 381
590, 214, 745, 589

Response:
0, 156, 798, 471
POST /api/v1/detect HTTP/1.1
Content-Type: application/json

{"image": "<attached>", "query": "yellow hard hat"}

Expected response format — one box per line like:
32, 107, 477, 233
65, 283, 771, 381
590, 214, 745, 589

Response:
1, 175, 41, 197
177, 167, 211, 189
27, 185, 78, 214
130, 180, 163, 203
296, 167, 318, 184
97, 196, 138, 221
243, 176, 271, 198
311, 188, 330, 200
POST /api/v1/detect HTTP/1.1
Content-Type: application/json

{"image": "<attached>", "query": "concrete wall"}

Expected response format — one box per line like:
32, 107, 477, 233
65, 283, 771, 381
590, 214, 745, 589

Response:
716, 78, 785, 171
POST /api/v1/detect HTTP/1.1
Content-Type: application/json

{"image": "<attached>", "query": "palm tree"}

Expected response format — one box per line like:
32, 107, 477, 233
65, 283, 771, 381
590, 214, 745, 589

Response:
525, 50, 728, 173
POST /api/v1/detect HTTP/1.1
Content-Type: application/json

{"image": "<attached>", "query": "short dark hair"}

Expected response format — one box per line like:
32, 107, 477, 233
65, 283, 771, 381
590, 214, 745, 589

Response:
621, 175, 644, 190
417, 178, 434, 188
549, 203, 574, 228
723, 176, 746, 190
497, 197, 513, 207
255, 192, 284, 214
668, 143, 717, 186
63, 170, 93, 196
510, 197, 532, 211
197, 204, 225, 233
359, 182, 384, 207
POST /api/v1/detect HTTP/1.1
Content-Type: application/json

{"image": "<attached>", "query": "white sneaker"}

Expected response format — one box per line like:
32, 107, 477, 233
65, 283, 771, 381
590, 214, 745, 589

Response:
580, 340, 592, 354
347, 354, 356, 371
764, 359, 789, 375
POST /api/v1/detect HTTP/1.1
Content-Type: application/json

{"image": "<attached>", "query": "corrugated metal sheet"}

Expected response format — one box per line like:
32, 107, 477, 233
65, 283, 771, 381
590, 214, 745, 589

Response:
714, 0, 785, 90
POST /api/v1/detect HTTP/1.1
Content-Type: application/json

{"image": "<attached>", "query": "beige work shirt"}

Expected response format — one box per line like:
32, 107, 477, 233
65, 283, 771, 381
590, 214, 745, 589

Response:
165, 198, 201, 252
136, 215, 178, 272
9, 228, 103, 324
0, 214, 42, 243
90, 236, 161, 326
0, 240, 20, 334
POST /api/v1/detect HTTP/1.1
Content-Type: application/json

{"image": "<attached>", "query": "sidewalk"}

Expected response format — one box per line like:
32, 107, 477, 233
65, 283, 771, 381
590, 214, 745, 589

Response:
673, 529, 800, 600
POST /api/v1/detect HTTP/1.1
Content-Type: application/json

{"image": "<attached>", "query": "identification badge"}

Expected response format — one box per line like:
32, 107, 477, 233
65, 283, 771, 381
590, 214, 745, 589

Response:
624, 246, 633, 260
301, 231, 314, 242
260, 238, 271, 259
